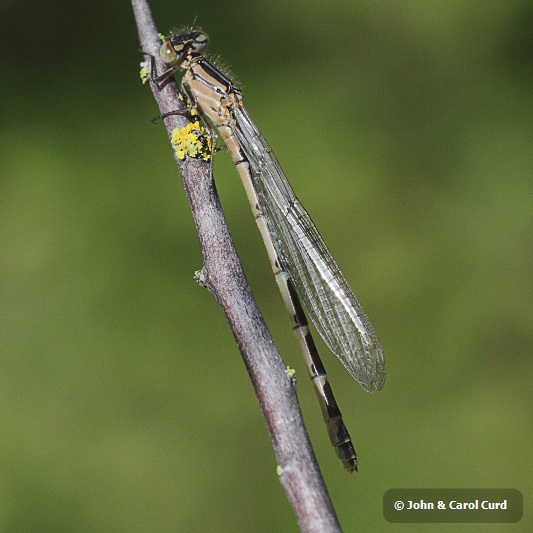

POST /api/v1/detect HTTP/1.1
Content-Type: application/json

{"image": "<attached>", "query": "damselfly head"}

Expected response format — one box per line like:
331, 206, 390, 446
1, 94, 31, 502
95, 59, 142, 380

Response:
160, 31, 209, 66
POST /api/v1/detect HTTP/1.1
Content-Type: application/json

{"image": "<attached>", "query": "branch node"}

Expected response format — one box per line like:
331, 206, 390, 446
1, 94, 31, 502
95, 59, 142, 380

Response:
194, 267, 209, 288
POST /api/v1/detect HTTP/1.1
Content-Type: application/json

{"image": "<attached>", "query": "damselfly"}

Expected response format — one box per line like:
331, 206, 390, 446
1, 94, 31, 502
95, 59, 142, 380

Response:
147, 30, 385, 473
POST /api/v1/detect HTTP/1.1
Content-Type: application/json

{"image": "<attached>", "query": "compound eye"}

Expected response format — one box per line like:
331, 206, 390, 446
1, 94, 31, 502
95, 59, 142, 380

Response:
160, 42, 178, 64
191, 31, 209, 51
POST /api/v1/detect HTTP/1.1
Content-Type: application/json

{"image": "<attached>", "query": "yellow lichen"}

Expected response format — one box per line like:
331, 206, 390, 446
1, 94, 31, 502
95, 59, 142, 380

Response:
285, 366, 296, 378
170, 121, 212, 161
139, 61, 150, 84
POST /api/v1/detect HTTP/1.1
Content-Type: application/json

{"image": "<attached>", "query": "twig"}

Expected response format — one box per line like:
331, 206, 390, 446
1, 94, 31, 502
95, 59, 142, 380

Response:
131, 2, 342, 531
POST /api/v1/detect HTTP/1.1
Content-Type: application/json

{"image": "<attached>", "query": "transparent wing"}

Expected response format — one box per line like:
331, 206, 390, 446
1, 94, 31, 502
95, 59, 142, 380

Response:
233, 106, 385, 392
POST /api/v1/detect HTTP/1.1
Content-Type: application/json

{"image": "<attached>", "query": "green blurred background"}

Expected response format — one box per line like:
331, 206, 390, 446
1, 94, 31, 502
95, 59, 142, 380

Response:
1, 1, 531, 531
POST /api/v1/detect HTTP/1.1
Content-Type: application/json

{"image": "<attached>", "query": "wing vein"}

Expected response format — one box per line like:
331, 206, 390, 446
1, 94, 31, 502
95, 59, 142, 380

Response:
232, 106, 385, 391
